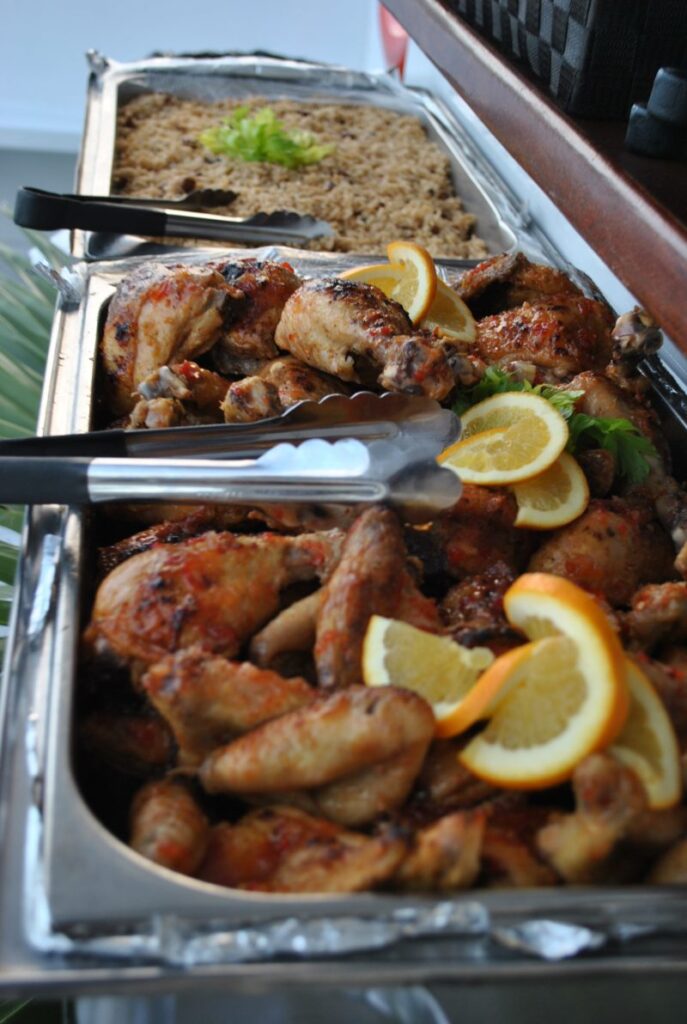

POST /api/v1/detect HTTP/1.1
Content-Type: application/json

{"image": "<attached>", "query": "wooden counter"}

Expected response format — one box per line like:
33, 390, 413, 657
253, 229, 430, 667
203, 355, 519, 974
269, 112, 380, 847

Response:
384, 0, 687, 356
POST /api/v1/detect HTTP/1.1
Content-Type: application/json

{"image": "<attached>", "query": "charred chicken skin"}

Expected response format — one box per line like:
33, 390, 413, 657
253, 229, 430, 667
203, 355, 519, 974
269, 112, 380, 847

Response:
101, 262, 240, 416
274, 277, 475, 400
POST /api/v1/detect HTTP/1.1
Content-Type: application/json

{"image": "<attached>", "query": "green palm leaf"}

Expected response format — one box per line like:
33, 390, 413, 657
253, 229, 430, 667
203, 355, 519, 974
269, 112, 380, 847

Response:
0, 224, 67, 653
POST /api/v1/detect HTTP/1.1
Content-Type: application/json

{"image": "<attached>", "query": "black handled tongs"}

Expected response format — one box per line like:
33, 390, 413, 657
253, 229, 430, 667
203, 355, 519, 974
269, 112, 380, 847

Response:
0, 393, 462, 522
13, 186, 335, 246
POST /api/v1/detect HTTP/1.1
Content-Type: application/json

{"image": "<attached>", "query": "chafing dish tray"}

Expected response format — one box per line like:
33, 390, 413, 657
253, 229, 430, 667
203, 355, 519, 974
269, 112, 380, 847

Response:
71, 51, 529, 261
3, 246, 687, 999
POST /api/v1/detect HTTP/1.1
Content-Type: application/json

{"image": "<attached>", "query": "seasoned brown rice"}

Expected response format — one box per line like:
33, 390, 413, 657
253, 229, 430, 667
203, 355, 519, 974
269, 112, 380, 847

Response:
112, 93, 489, 258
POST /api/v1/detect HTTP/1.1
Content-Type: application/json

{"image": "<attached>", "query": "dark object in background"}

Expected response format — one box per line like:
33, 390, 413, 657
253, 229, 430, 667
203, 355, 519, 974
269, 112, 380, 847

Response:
444, 0, 687, 118
625, 67, 687, 158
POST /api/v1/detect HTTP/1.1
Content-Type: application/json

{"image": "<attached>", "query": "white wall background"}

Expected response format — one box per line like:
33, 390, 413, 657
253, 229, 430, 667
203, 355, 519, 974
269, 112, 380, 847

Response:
2, 0, 443, 152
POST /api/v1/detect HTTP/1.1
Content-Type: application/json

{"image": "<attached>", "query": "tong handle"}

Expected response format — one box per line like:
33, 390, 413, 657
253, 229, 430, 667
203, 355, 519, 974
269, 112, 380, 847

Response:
0, 456, 388, 507
14, 187, 167, 235
0, 456, 91, 505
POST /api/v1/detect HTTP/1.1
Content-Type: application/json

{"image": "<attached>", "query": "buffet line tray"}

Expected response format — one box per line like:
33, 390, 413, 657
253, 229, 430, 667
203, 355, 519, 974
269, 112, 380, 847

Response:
2, 246, 687, 997
71, 51, 540, 262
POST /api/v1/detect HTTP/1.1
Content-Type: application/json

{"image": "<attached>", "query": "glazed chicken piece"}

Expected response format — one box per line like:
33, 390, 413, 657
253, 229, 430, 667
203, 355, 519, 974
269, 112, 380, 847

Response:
536, 753, 647, 883
564, 370, 687, 576
275, 278, 481, 400
141, 646, 315, 766
635, 653, 687, 751
394, 809, 486, 891
567, 370, 668, 465
475, 294, 615, 383
78, 709, 175, 777
221, 355, 348, 423
197, 805, 406, 893
101, 262, 240, 416
480, 803, 558, 887
128, 360, 231, 428
407, 485, 531, 582
85, 527, 344, 667
130, 777, 210, 876
209, 258, 301, 375
440, 561, 522, 654
199, 685, 435, 827
96, 508, 218, 576
528, 498, 676, 607
407, 739, 500, 820
456, 252, 585, 311
647, 836, 687, 883
624, 582, 687, 651
314, 506, 441, 690
250, 590, 322, 668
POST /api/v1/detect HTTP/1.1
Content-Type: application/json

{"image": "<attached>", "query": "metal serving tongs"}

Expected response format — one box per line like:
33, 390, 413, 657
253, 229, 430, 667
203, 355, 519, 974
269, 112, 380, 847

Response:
0, 393, 462, 523
13, 186, 334, 247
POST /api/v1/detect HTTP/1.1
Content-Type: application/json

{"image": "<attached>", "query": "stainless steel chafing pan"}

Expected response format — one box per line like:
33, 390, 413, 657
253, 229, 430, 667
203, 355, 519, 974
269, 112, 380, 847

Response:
3, 246, 687, 998
72, 52, 530, 261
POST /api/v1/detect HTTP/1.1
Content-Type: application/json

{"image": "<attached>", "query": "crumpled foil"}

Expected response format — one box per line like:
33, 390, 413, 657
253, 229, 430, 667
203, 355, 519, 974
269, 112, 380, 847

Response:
155, 901, 489, 966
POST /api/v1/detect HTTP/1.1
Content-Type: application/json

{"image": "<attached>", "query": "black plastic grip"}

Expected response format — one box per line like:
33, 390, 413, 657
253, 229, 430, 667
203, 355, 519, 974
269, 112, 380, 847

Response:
0, 430, 128, 459
0, 457, 91, 505
13, 187, 168, 235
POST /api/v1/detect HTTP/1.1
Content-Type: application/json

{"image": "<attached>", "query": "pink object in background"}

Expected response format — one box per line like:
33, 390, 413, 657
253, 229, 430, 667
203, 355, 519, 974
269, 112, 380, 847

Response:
378, 4, 409, 79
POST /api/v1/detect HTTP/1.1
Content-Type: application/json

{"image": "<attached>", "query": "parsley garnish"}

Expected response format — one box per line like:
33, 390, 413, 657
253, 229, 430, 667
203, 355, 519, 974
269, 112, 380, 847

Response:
199, 106, 334, 169
453, 367, 657, 485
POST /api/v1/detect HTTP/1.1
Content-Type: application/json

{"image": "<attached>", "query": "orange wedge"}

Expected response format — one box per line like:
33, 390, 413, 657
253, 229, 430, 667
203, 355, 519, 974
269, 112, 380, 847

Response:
610, 658, 682, 809
512, 451, 590, 529
457, 573, 629, 788
385, 240, 438, 323
361, 615, 494, 738
421, 279, 476, 343
339, 241, 437, 324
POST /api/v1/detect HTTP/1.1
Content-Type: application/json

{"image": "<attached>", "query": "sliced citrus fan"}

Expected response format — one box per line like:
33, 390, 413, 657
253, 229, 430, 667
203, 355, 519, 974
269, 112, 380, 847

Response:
610, 658, 682, 809
439, 392, 569, 486
361, 615, 494, 738
512, 451, 590, 529
458, 573, 629, 788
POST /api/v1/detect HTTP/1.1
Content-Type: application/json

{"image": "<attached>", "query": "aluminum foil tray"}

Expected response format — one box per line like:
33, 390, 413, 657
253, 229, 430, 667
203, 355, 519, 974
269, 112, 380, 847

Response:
72, 51, 534, 262
2, 246, 687, 998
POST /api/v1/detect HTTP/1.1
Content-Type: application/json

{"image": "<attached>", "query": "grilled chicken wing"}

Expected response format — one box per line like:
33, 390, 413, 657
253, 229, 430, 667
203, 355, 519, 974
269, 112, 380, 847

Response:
141, 646, 314, 766
394, 809, 486, 890
314, 507, 441, 689
528, 498, 676, 606
565, 370, 687, 576
101, 262, 239, 416
456, 252, 584, 311
250, 590, 322, 668
536, 753, 647, 883
440, 562, 521, 653
197, 805, 405, 892
78, 709, 175, 777
624, 583, 687, 651
475, 294, 614, 382
130, 778, 210, 876
128, 360, 231, 428
199, 685, 435, 826
275, 277, 473, 399
407, 485, 530, 582
209, 258, 301, 374
221, 355, 348, 423
85, 528, 344, 667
